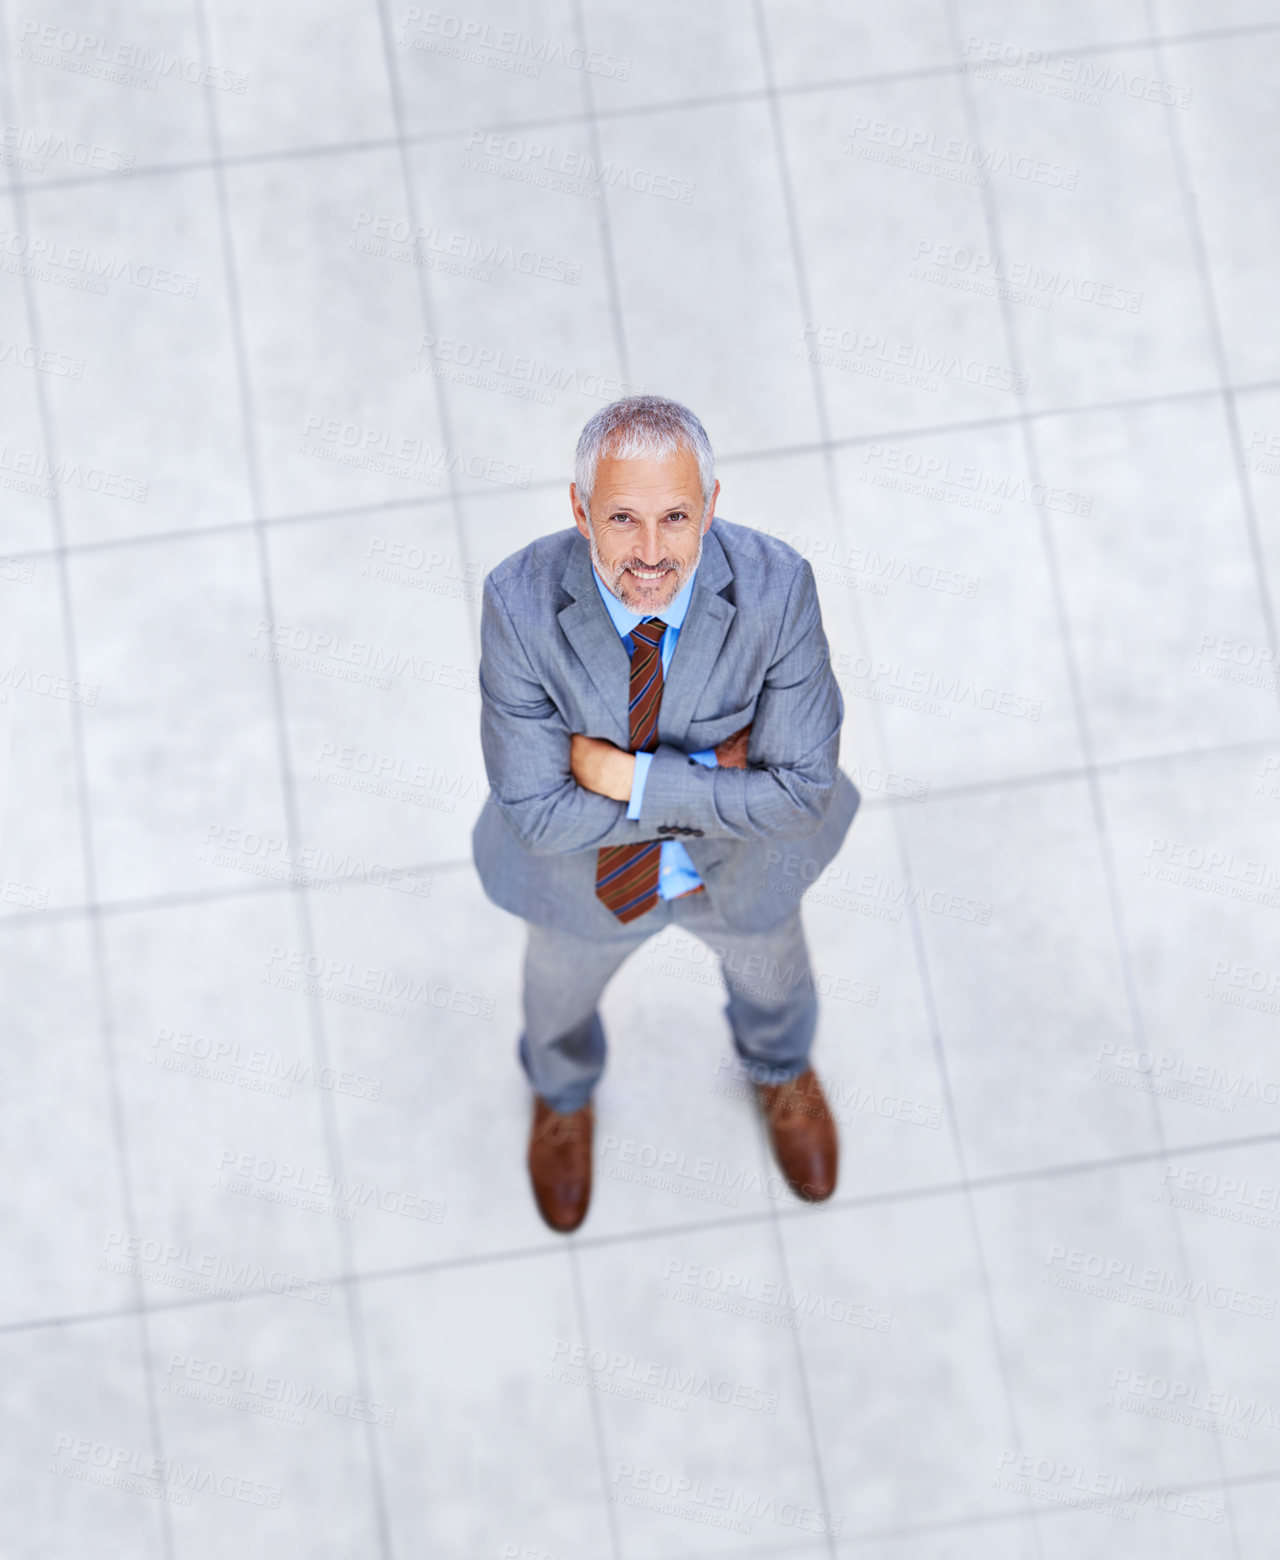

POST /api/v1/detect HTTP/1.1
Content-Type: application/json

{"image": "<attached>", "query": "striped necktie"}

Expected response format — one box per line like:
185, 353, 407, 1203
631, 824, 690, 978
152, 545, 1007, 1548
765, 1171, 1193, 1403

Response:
595, 616, 668, 923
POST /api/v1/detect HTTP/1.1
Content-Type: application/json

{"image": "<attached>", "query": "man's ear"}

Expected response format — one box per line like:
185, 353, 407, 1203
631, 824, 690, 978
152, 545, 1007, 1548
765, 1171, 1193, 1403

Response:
570, 482, 591, 538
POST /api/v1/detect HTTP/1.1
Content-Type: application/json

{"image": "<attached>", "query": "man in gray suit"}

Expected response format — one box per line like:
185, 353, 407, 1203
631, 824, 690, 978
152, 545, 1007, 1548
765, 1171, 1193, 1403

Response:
472, 396, 859, 1232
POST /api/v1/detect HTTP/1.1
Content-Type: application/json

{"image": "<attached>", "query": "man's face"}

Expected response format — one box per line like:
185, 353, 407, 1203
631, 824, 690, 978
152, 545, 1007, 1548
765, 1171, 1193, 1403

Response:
571, 443, 719, 615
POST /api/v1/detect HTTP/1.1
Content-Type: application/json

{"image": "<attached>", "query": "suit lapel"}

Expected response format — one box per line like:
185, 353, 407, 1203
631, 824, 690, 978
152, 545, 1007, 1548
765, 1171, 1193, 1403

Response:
556, 520, 736, 750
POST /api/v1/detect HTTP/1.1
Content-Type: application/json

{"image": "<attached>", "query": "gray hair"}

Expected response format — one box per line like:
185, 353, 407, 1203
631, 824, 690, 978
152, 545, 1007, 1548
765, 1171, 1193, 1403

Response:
574, 395, 716, 516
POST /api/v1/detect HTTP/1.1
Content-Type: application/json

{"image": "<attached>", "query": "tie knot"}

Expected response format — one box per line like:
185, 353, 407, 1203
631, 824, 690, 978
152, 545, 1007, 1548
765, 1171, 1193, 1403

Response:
631, 617, 666, 648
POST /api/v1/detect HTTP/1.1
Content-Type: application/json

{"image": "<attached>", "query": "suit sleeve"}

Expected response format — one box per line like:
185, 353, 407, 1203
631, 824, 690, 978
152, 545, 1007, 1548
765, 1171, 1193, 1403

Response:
634, 558, 843, 841
628, 744, 716, 820
478, 572, 666, 855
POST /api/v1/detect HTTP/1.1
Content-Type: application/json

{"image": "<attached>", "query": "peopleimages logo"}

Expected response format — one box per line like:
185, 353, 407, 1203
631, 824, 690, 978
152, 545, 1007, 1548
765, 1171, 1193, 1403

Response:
463, 130, 693, 202
99, 1230, 332, 1305
164, 1353, 395, 1428
1043, 1243, 1276, 1320
50, 1433, 281, 1508
399, 9, 632, 79
993, 1450, 1222, 1523
610, 1463, 843, 1535
546, 1340, 779, 1415
1108, 1366, 1280, 1438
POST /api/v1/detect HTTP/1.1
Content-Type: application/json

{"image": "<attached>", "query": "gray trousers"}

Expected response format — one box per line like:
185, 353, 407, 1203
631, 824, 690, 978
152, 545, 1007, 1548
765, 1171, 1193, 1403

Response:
518, 889, 818, 1112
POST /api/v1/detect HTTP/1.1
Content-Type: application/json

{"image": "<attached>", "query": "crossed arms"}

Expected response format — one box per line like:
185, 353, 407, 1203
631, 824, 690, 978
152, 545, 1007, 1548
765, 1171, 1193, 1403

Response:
478, 558, 844, 856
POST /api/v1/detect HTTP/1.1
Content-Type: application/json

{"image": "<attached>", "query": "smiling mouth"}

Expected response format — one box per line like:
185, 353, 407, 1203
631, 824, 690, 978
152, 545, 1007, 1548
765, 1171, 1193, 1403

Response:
626, 566, 671, 582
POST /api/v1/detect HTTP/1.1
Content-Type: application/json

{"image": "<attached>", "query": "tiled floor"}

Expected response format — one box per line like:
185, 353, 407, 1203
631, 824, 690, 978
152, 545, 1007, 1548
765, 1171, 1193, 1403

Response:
2, 2, 1278, 1557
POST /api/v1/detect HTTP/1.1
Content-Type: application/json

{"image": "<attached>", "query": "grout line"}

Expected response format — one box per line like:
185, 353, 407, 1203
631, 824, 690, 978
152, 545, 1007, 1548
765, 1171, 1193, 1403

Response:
5, 17, 1280, 200
8, 373, 1279, 569
190, 1, 395, 1552
0, 857, 474, 931
748, 16, 867, 1557
372, 0, 480, 672
8, 1127, 1280, 1340
552, 16, 628, 1557
1145, 12, 1280, 1550
640, 1460, 1280, 1553
951, 9, 1250, 1553
0, 13, 177, 1560
0, 724, 1274, 936
1147, 8, 1279, 694
570, 0, 630, 388
565, 1247, 625, 1560
760, 6, 1055, 1555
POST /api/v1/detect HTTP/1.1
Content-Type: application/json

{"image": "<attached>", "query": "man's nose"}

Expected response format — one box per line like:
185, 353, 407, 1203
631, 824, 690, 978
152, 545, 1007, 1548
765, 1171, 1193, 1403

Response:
633, 524, 668, 562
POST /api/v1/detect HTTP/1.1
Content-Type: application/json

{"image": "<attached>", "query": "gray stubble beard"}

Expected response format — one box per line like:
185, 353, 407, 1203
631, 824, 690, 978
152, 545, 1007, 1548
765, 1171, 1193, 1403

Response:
585, 514, 706, 616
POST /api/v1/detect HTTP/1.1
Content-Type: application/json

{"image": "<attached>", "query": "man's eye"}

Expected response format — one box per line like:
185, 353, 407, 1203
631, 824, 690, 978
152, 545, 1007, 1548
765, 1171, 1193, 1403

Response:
666, 512, 687, 522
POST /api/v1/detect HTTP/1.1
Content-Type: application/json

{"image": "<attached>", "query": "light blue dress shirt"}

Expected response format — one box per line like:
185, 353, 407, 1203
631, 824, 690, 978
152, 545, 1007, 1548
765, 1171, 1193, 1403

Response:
590, 560, 718, 899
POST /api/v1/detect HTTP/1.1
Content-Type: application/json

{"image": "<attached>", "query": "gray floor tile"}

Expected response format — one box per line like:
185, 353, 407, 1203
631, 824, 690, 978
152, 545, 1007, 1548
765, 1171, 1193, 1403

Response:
963, 51, 1215, 413
69, 530, 290, 902
580, 1220, 835, 1553
955, 0, 1158, 60
263, 506, 483, 872
0, 558, 86, 916
148, 1295, 384, 1558
0, 1320, 166, 1560
899, 778, 1162, 1176
972, 1164, 1243, 1557
829, 428, 1085, 791
1226, 1477, 1280, 1560
360, 1258, 615, 1559
0, 187, 59, 557
390, 0, 585, 141
777, 74, 1017, 443
793, 805, 964, 1197
224, 147, 449, 518
399, 126, 629, 494
3, 0, 210, 180
100, 894, 349, 1302
0, 915, 130, 1326
759, 0, 954, 83
835, 1525, 1041, 1560
782, 1194, 1019, 1532
1152, 0, 1280, 28
599, 99, 824, 458
1237, 384, 1280, 631
302, 869, 546, 1269
1099, 751, 1280, 1145
1159, 31, 1280, 386
582, 0, 767, 114
1033, 397, 1280, 765
17, 171, 254, 544
203, 0, 396, 160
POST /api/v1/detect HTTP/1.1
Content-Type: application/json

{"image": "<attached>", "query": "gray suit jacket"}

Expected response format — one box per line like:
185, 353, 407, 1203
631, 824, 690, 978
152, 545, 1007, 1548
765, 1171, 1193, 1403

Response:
471, 514, 860, 937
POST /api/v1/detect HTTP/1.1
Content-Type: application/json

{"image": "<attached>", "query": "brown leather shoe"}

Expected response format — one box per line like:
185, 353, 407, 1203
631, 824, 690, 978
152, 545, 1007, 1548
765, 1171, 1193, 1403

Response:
754, 1068, 838, 1202
528, 1096, 594, 1233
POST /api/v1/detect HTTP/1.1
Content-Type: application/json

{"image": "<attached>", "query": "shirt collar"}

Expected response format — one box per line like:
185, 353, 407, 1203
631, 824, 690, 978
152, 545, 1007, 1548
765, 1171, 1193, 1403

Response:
591, 559, 698, 637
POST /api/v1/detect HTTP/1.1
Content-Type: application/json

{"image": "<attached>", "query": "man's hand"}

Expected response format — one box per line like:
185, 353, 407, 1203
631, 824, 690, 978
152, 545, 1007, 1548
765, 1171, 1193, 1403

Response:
570, 733, 636, 801
713, 722, 752, 770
